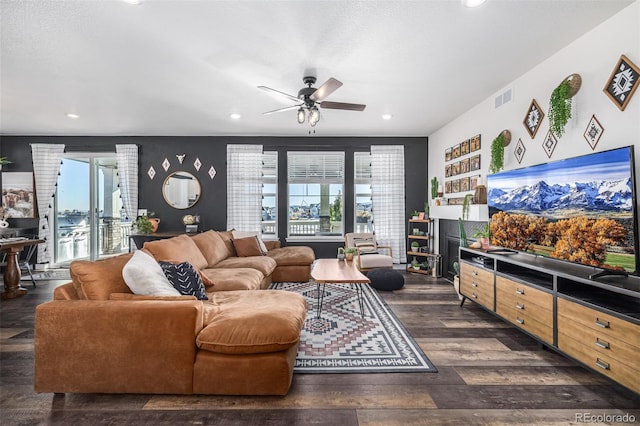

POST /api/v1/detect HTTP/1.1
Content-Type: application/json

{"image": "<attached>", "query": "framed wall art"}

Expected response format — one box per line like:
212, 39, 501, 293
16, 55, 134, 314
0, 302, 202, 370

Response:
1, 172, 35, 218
460, 158, 470, 174
452, 161, 460, 176
445, 147, 452, 162
542, 131, 557, 158
452, 179, 460, 193
523, 99, 544, 139
470, 175, 481, 190
460, 139, 470, 156
603, 54, 640, 111
445, 181, 452, 194
460, 177, 470, 192
583, 114, 604, 150
445, 163, 452, 177
470, 154, 481, 171
470, 134, 481, 152
514, 138, 526, 164
452, 144, 461, 159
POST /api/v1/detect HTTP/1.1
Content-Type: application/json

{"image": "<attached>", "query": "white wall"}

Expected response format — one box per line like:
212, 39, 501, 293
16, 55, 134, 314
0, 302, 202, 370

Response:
429, 1, 639, 218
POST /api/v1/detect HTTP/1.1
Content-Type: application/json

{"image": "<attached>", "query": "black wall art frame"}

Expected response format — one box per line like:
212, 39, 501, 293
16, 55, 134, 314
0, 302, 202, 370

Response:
604, 54, 640, 111
523, 99, 544, 139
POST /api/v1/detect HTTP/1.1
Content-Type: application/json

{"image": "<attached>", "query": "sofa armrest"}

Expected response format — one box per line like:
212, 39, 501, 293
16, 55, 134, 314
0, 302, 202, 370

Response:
53, 282, 80, 300
35, 300, 204, 394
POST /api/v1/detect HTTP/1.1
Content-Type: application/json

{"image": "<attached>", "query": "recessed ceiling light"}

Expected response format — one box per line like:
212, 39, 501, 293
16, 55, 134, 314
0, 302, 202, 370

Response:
462, 0, 486, 7
66, 113, 80, 119
382, 114, 393, 120
230, 113, 241, 120
122, 0, 142, 5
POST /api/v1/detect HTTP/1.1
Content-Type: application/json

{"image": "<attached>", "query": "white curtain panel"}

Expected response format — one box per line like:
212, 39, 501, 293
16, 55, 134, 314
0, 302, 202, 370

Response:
115, 144, 138, 221
371, 145, 406, 263
31, 143, 65, 264
226, 144, 263, 233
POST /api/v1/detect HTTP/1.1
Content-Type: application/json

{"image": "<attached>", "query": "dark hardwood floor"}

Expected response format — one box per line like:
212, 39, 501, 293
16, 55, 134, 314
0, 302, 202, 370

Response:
1, 272, 639, 425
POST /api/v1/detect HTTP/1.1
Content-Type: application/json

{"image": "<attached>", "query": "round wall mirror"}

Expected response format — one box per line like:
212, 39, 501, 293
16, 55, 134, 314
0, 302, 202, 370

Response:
162, 171, 201, 209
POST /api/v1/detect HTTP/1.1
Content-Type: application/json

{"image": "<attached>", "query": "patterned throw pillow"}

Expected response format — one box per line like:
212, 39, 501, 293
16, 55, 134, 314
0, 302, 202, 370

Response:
158, 261, 208, 300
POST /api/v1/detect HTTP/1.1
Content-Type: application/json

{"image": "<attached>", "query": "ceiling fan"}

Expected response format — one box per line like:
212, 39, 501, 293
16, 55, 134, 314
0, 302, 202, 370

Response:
258, 76, 366, 127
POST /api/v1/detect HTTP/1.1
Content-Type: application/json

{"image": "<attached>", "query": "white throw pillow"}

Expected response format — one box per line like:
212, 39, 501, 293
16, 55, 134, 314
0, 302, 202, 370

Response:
122, 250, 181, 296
232, 230, 268, 254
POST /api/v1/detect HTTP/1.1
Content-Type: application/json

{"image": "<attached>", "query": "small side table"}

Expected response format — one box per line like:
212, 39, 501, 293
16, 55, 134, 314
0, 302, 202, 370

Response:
1, 238, 44, 299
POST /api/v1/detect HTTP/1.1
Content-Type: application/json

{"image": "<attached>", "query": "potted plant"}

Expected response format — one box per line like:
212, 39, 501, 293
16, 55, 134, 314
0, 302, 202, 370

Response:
410, 241, 420, 252
489, 132, 505, 174
337, 247, 345, 261
411, 210, 420, 220
549, 74, 581, 138
430, 176, 439, 201
0, 157, 12, 171
472, 223, 491, 250
134, 211, 159, 234
344, 247, 356, 261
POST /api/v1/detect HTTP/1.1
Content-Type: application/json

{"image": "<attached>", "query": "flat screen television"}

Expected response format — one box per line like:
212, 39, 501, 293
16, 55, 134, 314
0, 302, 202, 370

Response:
487, 146, 638, 277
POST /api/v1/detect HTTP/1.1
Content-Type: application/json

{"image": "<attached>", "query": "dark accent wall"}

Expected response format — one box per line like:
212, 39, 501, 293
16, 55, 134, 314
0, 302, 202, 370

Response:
1, 136, 428, 258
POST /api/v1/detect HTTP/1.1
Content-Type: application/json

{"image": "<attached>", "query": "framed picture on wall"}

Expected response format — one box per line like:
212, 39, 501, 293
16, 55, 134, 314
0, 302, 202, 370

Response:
445, 181, 452, 194
460, 177, 470, 192
523, 99, 544, 139
603, 54, 640, 111
445, 164, 452, 177
542, 130, 558, 158
460, 158, 470, 174
583, 114, 604, 150
470, 174, 481, 190
452, 161, 460, 176
515, 138, 526, 164
452, 144, 461, 159
452, 179, 460, 193
460, 139, 470, 156
445, 147, 452, 162
470, 154, 481, 171
470, 134, 481, 152
1, 172, 35, 218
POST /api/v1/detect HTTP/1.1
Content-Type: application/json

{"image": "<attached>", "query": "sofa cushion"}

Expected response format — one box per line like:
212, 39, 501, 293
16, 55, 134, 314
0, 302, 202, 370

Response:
190, 230, 230, 267
159, 261, 208, 300
70, 253, 134, 300
267, 246, 315, 266
218, 230, 236, 257
200, 268, 264, 291
232, 230, 267, 254
143, 234, 208, 270
214, 256, 277, 277
232, 236, 264, 257
122, 250, 181, 296
197, 290, 306, 354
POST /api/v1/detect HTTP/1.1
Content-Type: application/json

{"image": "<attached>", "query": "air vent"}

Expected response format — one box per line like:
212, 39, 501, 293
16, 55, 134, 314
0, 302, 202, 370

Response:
494, 88, 513, 109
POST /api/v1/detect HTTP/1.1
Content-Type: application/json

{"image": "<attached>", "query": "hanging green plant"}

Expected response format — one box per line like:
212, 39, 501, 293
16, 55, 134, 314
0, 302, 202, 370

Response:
549, 81, 572, 138
489, 133, 505, 174
548, 73, 581, 138
462, 193, 473, 220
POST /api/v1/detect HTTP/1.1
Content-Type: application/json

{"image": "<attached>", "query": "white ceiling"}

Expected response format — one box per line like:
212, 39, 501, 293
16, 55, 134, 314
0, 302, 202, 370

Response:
0, 0, 634, 137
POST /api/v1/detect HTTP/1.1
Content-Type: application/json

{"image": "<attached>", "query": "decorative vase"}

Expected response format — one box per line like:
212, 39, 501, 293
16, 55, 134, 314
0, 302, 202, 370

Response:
148, 218, 160, 233
481, 237, 490, 250
345, 253, 354, 261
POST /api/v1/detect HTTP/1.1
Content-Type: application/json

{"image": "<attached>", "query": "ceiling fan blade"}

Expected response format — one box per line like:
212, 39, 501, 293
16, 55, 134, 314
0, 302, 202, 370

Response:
257, 86, 300, 104
310, 77, 343, 101
262, 104, 302, 115
320, 101, 366, 111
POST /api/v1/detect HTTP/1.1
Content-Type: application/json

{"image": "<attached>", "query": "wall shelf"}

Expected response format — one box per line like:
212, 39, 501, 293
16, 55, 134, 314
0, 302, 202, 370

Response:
429, 204, 489, 221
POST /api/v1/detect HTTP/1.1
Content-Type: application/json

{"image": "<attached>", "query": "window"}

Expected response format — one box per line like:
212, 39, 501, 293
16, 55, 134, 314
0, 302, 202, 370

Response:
262, 151, 277, 236
287, 152, 344, 238
354, 152, 373, 233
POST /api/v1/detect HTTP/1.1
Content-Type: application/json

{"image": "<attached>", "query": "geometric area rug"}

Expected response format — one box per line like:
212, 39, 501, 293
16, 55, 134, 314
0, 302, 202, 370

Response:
270, 281, 437, 374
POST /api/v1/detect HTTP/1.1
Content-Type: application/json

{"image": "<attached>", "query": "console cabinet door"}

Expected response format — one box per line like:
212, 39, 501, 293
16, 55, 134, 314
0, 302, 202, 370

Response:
557, 297, 640, 394
495, 276, 553, 344
460, 262, 494, 310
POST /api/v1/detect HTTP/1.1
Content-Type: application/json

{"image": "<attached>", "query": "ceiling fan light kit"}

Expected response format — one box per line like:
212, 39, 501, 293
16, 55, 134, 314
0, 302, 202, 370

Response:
259, 75, 366, 127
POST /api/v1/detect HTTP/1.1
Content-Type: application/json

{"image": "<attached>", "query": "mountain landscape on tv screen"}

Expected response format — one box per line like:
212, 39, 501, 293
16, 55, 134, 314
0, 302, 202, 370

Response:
488, 177, 633, 218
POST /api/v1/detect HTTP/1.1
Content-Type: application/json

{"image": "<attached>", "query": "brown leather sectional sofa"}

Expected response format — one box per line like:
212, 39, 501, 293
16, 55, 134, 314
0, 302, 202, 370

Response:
34, 230, 315, 395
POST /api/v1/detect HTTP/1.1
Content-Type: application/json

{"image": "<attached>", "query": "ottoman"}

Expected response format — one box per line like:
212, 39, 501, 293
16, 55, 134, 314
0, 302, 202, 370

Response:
367, 268, 404, 291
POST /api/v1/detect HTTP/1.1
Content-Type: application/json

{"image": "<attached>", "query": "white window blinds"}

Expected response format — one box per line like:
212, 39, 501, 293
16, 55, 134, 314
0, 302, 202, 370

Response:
287, 152, 344, 183
227, 144, 263, 233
